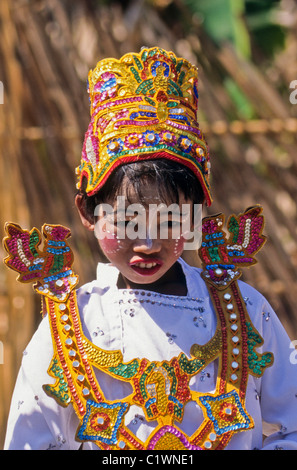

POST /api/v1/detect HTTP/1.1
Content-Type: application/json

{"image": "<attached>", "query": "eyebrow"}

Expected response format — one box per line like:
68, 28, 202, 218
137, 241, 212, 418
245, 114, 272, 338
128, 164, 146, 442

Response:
109, 201, 192, 219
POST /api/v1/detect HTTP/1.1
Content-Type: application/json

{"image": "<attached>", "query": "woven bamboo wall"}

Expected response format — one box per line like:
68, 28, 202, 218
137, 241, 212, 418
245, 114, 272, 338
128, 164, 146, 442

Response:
0, 0, 297, 448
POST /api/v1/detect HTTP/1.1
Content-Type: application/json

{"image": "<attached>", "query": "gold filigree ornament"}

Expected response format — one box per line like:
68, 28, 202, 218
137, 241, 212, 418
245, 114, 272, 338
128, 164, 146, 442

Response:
76, 47, 212, 206
3, 207, 273, 450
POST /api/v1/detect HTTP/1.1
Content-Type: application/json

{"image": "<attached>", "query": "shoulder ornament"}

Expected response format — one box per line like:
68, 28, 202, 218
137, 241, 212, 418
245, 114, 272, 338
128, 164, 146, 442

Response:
3, 208, 273, 450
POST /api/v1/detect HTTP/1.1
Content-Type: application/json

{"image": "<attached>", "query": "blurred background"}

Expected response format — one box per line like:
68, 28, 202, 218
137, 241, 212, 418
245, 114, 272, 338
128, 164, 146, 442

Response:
0, 0, 297, 447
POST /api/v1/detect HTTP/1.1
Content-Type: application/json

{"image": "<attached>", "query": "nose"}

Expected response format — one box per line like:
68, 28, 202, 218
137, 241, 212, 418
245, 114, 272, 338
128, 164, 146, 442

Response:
132, 236, 161, 254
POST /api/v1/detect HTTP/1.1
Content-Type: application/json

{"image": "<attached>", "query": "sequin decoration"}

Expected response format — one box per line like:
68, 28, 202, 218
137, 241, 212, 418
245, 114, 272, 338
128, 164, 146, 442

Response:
3, 223, 78, 302
76, 47, 212, 206
129, 354, 205, 422
246, 322, 274, 375
199, 206, 266, 288
147, 425, 202, 450
77, 400, 128, 445
199, 390, 253, 435
3, 209, 274, 451
43, 357, 70, 407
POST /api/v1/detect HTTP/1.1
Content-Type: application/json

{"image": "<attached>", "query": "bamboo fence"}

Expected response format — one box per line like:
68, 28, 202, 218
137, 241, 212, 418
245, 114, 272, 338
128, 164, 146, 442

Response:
0, 0, 297, 448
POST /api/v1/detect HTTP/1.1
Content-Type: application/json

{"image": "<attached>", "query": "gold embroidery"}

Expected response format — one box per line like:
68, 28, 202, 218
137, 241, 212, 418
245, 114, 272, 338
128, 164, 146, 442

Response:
3, 207, 274, 450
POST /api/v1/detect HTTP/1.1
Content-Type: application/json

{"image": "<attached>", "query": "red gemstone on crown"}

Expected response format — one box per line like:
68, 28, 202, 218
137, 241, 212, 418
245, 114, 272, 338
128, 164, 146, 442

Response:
156, 90, 168, 103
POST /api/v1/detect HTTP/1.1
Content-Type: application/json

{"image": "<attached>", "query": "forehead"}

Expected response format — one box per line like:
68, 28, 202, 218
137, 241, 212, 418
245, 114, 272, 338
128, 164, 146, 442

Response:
115, 176, 190, 207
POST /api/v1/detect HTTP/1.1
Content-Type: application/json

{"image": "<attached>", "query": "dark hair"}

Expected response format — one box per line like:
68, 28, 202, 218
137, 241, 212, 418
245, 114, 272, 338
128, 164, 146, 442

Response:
79, 159, 205, 219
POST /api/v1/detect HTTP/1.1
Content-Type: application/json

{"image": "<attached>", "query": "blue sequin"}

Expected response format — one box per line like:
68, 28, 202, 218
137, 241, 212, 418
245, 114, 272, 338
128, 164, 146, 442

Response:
151, 60, 170, 77
145, 397, 157, 409
48, 240, 66, 247
99, 77, 116, 92
29, 264, 43, 271
199, 390, 251, 436
44, 269, 72, 283
47, 247, 70, 255
77, 400, 128, 445
169, 395, 183, 409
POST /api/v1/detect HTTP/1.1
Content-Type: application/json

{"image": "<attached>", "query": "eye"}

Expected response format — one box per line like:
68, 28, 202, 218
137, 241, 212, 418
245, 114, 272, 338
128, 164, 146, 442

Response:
169, 220, 181, 228
115, 219, 130, 228
126, 220, 139, 231
160, 220, 181, 228
116, 219, 141, 233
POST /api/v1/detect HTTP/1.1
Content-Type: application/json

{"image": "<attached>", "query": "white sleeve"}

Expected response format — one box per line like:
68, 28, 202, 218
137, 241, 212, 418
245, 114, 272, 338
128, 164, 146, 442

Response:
258, 299, 297, 450
4, 316, 80, 450
4, 366, 59, 450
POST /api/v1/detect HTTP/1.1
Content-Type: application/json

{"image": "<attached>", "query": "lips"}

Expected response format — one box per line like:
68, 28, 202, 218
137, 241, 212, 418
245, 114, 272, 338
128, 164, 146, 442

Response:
132, 261, 158, 269
129, 258, 163, 276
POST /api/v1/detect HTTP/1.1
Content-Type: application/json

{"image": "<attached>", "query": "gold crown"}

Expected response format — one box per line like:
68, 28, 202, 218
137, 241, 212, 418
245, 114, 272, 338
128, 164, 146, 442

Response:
76, 47, 212, 205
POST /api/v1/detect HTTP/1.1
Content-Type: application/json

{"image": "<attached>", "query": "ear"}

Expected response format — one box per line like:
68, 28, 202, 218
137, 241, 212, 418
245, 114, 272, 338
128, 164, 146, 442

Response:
75, 194, 95, 231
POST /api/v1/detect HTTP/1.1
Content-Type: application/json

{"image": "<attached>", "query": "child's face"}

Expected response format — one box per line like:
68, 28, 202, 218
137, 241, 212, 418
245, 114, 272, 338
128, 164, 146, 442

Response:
89, 179, 194, 289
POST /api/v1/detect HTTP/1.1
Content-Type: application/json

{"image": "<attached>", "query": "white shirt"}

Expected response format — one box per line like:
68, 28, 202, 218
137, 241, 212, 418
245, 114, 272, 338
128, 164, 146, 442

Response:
4, 259, 297, 450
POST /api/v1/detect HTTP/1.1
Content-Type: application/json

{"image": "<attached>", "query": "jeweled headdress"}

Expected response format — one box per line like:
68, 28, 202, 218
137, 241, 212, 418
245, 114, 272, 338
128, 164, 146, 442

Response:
76, 47, 212, 205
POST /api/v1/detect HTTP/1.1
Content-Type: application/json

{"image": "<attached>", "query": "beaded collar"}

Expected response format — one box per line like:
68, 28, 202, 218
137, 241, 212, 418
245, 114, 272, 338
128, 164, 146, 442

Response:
3, 206, 273, 450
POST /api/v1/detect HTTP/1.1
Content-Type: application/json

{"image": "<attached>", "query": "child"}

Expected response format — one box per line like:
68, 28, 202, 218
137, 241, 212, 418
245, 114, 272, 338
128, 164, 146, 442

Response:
3, 47, 297, 450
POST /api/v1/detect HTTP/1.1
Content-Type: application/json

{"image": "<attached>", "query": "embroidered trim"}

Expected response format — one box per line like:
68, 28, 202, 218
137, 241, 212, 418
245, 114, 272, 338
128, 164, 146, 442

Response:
199, 206, 266, 289
3, 206, 274, 450
77, 47, 212, 206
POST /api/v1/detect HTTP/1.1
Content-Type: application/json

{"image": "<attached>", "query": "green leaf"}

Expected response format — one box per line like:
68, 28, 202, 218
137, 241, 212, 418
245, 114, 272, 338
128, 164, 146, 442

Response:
184, 0, 251, 58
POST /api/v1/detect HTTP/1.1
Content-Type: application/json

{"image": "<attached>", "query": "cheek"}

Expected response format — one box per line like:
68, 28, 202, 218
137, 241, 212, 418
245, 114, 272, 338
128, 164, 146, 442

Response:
95, 219, 125, 255
99, 232, 123, 255
173, 237, 185, 256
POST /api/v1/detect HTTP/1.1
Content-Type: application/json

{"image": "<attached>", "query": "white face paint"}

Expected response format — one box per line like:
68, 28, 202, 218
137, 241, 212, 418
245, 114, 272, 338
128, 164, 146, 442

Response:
93, 178, 202, 289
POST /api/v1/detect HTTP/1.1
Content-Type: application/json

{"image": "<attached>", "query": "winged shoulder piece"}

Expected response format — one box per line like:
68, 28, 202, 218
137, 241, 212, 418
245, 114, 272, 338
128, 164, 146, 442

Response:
3, 222, 78, 302
199, 206, 266, 289
2, 209, 274, 451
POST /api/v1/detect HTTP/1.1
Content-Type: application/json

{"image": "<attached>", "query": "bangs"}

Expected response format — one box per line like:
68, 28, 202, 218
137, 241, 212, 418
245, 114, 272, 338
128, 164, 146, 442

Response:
80, 158, 205, 218
95, 159, 205, 206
